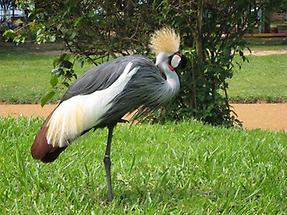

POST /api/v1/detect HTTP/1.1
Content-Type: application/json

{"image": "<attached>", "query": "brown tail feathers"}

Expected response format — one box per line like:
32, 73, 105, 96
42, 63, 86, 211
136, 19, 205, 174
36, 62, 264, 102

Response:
31, 113, 67, 163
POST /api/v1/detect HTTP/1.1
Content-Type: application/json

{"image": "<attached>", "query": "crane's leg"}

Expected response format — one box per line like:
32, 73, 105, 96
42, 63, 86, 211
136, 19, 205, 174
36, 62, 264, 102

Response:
103, 125, 114, 202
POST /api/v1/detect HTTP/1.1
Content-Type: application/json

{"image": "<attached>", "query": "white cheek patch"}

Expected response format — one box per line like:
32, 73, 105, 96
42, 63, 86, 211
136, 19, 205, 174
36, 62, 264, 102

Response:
171, 55, 181, 68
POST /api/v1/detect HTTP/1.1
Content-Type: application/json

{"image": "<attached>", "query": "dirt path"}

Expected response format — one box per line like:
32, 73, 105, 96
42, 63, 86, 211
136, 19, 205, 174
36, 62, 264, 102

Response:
0, 104, 56, 118
0, 104, 286, 132
231, 104, 287, 132
245, 50, 287, 56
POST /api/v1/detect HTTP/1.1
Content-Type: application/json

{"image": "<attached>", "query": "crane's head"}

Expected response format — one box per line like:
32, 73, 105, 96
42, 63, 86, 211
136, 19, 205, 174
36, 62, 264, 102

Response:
150, 27, 187, 72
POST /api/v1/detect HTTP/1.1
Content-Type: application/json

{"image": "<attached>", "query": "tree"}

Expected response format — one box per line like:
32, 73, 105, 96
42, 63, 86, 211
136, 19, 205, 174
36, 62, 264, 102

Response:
257, 0, 287, 33
0, 0, 16, 21
5, 0, 263, 126
159, 1, 260, 125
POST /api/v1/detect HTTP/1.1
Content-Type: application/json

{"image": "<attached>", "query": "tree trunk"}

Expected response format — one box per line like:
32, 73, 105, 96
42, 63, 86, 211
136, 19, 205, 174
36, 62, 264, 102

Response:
195, 0, 204, 64
191, 0, 204, 116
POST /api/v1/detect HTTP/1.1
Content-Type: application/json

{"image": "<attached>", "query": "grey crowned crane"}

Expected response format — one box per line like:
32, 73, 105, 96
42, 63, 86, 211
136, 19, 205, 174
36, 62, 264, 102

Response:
31, 27, 186, 202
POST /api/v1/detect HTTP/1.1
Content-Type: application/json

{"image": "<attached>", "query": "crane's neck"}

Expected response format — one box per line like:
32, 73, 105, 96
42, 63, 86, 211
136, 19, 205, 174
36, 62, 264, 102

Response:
161, 64, 180, 93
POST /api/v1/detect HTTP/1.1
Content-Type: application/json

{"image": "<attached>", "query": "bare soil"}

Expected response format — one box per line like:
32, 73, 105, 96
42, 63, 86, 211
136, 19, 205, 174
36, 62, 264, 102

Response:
231, 104, 287, 132
0, 103, 286, 132
244, 50, 287, 56
0, 104, 56, 118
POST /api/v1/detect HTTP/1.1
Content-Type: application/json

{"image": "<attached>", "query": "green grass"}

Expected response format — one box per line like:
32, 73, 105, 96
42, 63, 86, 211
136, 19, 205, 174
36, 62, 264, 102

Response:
228, 54, 287, 103
0, 49, 54, 103
248, 44, 287, 51
0, 118, 286, 214
0, 48, 92, 104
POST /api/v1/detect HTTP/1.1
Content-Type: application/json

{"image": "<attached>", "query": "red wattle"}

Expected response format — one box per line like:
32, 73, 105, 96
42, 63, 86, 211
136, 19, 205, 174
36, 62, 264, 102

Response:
168, 64, 175, 71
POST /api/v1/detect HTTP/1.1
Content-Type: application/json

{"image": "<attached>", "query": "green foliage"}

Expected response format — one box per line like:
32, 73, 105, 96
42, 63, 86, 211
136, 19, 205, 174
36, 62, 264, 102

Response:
3, 29, 22, 43
3, 0, 266, 126
1, 118, 287, 213
260, 0, 287, 12
41, 54, 77, 106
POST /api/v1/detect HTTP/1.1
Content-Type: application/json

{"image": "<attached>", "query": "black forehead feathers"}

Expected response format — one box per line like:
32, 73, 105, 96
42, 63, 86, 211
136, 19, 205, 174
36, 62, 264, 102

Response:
168, 52, 187, 69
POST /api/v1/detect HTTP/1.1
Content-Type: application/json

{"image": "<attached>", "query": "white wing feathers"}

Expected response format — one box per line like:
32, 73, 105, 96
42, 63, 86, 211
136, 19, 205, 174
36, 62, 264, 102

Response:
46, 63, 139, 147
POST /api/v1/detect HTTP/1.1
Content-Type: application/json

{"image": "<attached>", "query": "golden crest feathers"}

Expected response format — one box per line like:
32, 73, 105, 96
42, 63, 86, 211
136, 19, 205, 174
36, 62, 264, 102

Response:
149, 27, 180, 55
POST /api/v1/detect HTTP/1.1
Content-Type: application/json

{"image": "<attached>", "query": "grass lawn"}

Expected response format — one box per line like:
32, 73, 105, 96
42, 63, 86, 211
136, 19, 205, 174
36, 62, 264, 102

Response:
0, 118, 286, 213
247, 44, 287, 51
0, 46, 287, 103
228, 54, 287, 103
0, 48, 92, 104
0, 49, 54, 103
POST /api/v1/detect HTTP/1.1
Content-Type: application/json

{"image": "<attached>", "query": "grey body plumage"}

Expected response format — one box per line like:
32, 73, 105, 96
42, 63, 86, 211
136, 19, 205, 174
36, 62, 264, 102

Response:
61, 55, 179, 128
61, 56, 138, 102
